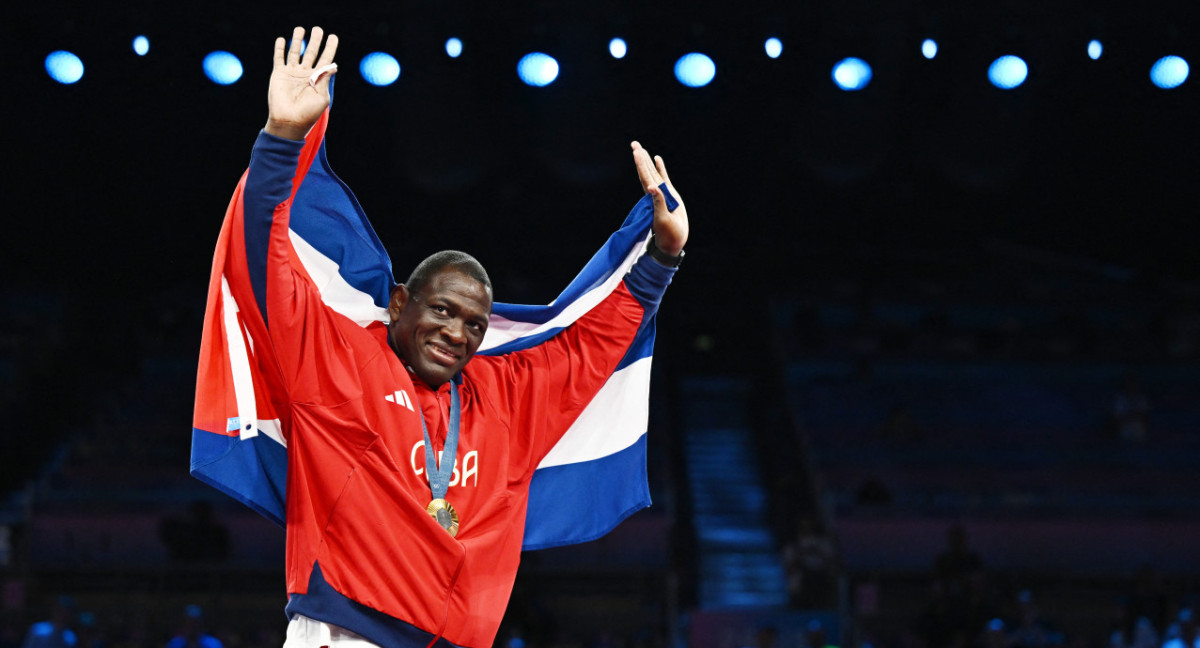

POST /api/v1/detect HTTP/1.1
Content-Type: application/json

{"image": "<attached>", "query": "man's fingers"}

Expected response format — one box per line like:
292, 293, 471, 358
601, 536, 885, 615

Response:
654, 155, 683, 206
317, 33, 339, 67
654, 155, 672, 185
288, 27, 305, 66
302, 27, 323, 67
631, 140, 661, 191
273, 37, 286, 67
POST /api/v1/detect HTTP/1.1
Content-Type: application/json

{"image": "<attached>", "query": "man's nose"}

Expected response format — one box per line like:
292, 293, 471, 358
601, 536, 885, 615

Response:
442, 319, 466, 344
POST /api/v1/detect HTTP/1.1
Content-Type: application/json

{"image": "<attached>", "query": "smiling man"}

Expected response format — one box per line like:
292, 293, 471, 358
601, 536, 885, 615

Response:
387, 253, 493, 389
199, 25, 689, 648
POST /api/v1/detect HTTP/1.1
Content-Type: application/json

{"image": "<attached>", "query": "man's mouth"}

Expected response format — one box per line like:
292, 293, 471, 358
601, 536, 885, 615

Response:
427, 343, 460, 365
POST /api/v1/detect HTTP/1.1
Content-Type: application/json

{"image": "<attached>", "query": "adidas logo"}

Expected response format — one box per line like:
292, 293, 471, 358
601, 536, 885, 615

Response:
384, 390, 415, 411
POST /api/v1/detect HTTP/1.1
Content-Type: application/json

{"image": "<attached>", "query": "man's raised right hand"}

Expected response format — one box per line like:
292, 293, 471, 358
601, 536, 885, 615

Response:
265, 26, 339, 142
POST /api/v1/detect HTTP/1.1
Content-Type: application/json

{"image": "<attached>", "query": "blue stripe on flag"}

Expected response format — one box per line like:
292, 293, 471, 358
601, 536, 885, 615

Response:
281, 78, 396, 310
291, 145, 395, 309
190, 428, 287, 527
521, 433, 650, 550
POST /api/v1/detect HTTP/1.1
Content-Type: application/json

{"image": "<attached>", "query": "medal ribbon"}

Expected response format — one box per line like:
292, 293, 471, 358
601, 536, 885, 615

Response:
419, 376, 461, 502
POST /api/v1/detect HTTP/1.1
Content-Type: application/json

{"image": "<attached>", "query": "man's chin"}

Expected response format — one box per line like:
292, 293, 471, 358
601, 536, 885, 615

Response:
413, 363, 456, 388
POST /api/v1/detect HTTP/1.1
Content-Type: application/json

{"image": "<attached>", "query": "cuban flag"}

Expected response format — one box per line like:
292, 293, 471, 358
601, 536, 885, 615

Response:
190, 104, 657, 550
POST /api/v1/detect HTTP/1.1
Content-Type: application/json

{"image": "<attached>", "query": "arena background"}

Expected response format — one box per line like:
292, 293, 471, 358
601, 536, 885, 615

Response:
4, 1, 1200, 648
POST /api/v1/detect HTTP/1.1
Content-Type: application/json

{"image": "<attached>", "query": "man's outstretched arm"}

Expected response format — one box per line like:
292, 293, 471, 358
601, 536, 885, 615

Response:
241, 26, 340, 331
475, 141, 690, 464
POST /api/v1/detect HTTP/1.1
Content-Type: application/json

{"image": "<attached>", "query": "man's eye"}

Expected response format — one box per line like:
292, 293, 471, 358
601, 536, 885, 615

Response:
431, 305, 448, 314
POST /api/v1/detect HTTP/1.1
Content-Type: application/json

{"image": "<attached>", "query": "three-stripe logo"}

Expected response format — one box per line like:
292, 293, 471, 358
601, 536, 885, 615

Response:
384, 390, 415, 411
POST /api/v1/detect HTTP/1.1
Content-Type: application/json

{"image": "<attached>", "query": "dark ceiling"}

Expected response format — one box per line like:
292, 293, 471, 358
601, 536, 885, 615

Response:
8, 0, 1200, 302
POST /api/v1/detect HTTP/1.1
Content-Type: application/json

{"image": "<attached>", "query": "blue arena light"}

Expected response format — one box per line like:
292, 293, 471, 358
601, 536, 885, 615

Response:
203, 51, 243, 85
674, 53, 716, 87
446, 38, 463, 58
922, 39, 938, 59
45, 51, 84, 84
517, 52, 559, 87
1150, 55, 1189, 89
609, 38, 627, 59
832, 57, 872, 91
1088, 40, 1102, 60
360, 52, 401, 86
765, 38, 783, 59
988, 55, 1028, 89
133, 35, 150, 56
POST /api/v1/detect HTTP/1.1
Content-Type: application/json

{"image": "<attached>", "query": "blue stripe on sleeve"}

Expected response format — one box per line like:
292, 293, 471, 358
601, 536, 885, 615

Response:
244, 131, 306, 323
623, 253, 676, 314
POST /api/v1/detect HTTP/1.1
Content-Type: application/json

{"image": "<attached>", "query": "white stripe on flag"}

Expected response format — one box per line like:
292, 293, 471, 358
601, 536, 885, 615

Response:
536, 356, 652, 468
290, 229, 389, 327
256, 418, 286, 447
220, 276, 287, 448
220, 276, 260, 442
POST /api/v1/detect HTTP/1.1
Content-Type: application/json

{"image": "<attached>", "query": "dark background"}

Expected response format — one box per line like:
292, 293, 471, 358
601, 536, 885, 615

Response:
8, 0, 1200, 294
4, 1, 1200, 647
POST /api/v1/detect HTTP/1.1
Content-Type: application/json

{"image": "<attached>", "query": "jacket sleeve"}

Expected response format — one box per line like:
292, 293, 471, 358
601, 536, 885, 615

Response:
471, 253, 676, 472
239, 129, 366, 407
243, 130, 305, 325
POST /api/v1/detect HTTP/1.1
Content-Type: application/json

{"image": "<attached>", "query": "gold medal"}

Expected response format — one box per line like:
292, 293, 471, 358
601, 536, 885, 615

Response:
426, 498, 460, 537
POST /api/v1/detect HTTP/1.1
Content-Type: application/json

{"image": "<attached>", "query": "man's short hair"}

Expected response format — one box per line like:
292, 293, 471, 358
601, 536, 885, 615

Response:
405, 250, 492, 298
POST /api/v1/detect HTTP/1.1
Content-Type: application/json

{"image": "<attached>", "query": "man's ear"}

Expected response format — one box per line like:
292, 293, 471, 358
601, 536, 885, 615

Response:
387, 284, 410, 321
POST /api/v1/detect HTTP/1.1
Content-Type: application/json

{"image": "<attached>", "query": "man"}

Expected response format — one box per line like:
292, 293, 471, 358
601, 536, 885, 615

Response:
211, 26, 687, 648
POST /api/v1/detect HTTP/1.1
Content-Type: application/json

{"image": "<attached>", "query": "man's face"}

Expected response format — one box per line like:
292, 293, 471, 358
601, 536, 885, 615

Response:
387, 268, 491, 388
